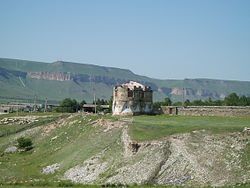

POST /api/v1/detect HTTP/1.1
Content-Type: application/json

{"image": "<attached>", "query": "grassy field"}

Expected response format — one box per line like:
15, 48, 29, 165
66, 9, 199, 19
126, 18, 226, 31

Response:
0, 113, 123, 186
0, 113, 63, 137
1, 113, 250, 187
129, 115, 250, 141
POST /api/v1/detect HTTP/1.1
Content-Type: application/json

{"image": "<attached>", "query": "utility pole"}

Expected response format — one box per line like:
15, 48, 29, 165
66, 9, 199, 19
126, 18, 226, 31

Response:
93, 77, 97, 114
44, 97, 48, 112
33, 95, 37, 112
90, 75, 97, 114
182, 87, 185, 107
94, 89, 97, 114
17, 102, 19, 116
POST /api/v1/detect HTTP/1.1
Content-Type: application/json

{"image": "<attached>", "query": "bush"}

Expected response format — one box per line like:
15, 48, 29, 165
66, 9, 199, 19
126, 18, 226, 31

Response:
17, 137, 33, 151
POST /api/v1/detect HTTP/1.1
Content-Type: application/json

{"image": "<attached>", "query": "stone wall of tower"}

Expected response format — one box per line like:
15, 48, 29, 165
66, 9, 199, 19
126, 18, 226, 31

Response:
112, 83, 153, 115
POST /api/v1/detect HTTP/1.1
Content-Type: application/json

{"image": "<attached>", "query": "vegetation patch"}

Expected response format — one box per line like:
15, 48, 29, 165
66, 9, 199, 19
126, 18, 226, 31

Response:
0, 113, 63, 137
17, 137, 33, 151
130, 115, 250, 141
0, 113, 250, 187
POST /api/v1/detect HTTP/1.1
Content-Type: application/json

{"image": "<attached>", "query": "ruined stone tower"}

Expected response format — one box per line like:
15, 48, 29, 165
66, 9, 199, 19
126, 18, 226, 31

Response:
112, 81, 153, 115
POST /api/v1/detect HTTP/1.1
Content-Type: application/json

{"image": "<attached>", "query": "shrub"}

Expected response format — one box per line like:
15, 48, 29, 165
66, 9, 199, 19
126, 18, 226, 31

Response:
17, 137, 33, 151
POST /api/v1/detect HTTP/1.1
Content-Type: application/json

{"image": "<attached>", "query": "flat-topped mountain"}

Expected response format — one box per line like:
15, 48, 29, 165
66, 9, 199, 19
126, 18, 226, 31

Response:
0, 57, 250, 103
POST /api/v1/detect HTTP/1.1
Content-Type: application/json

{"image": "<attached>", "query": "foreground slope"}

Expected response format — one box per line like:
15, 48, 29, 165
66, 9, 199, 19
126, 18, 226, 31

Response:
1, 57, 250, 103
0, 113, 250, 187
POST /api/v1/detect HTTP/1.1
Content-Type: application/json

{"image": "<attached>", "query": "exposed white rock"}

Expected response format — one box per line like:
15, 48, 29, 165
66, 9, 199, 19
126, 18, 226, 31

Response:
42, 163, 60, 174
4, 146, 18, 153
64, 151, 108, 183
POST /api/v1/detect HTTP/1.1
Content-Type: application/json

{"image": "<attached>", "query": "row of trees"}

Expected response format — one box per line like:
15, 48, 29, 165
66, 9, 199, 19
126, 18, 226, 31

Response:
153, 97, 172, 109
56, 97, 113, 113
184, 93, 250, 106
56, 93, 249, 113
55, 98, 87, 113
154, 93, 250, 108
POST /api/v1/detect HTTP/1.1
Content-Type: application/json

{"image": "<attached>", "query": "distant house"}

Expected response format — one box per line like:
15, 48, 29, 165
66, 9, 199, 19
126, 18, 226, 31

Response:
83, 104, 109, 113
112, 81, 153, 115
0, 105, 10, 114
0, 103, 35, 113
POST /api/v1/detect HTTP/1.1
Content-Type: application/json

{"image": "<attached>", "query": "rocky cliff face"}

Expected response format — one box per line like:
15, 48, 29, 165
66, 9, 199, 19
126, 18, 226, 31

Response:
158, 87, 225, 99
25, 72, 225, 99
27, 72, 71, 81
1, 58, 250, 102
64, 117, 250, 187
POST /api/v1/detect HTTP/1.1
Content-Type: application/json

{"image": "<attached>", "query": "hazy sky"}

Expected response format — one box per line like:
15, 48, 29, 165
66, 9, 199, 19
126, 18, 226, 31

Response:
0, 0, 249, 81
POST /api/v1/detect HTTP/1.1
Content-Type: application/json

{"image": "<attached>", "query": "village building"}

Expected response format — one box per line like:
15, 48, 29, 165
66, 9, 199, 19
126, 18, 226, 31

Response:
82, 104, 109, 113
112, 81, 153, 115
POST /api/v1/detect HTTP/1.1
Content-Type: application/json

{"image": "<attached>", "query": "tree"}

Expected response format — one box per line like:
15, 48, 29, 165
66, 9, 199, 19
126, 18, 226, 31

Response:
172, 101, 183, 106
239, 95, 248, 106
192, 100, 205, 106
213, 100, 223, 106
153, 101, 162, 110
56, 98, 80, 113
207, 97, 213, 106
184, 99, 191, 106
224, 93, 240, 106
163, 97, 172, 106
17, 137, 33, 151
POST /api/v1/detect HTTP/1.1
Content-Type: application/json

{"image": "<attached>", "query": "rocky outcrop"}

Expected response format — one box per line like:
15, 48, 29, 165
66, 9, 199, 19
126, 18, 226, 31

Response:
27, 72, 71, 81
27, 71, 129, 86
4, 146, 18, 153
64, 150, 109, 183
63, 125, 249, 187
170, 87, 222, 99
171, 87, 184, 95
1, 58, 250, 102
154, 131, 249, 186
42, 163, 60, 174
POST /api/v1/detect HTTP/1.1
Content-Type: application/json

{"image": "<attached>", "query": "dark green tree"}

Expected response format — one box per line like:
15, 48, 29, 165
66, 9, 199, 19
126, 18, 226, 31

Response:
239, 95, 248, 106
224, 93, 240, 106
192, 99, 205, 106
184, 99, 191, 106
213, 100, 223, 106
153, 101, 162, 110
172, 101, 183, 106
163, 97, 172, 106
17, 137, 33, 151
57, 98, 80, 113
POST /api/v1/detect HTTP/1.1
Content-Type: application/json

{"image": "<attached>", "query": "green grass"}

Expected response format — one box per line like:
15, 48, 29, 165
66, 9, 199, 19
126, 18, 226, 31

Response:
0, 114, 63, 137
0, 113, 123, 185
1, 113, 250, 187
129, 115, 250, 141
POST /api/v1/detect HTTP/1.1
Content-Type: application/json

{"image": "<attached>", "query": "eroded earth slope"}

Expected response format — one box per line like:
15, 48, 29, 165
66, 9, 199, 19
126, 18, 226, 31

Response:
0, 113, 250, 187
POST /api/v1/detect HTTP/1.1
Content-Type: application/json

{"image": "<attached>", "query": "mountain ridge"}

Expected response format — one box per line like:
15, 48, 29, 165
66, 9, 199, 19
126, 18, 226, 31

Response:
1, 57, 250, 103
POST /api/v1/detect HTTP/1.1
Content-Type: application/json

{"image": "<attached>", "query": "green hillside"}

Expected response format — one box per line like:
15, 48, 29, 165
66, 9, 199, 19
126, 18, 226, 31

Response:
1, 57, 250, 103
0, 113, 250, 187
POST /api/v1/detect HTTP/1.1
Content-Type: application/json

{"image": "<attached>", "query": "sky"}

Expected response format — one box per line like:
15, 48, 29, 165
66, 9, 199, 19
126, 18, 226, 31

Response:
0, 0, 250, 81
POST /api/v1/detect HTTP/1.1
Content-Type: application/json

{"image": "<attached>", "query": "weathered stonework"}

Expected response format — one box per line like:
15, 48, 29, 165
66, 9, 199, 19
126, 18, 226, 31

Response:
161, 106, 250, 117
112, 81, 153, 115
